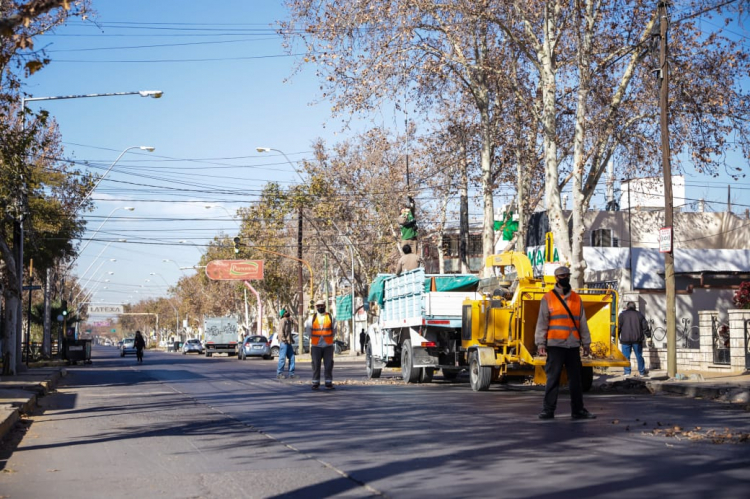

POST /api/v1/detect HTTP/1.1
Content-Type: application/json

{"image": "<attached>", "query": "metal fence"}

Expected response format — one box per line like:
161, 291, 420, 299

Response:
712, 316, 730, 365
745, 320, 750, 370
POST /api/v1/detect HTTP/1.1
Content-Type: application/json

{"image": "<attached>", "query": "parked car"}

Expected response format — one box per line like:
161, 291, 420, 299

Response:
238, 335, 271, 360
269, 332, 310, 357
120, 338, 136, 357
182, 339, 204, 355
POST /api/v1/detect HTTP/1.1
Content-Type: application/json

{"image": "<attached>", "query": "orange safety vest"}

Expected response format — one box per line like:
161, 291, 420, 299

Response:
544, 290, 582, 341
311, 313, 334, 346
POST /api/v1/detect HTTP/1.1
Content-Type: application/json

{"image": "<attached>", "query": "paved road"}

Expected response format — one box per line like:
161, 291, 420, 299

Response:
1, 346, 749, 498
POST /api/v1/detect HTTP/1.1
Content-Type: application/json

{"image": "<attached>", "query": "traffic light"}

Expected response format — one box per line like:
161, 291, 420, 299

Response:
233, 236, 241, 254
61, 300, 68, 317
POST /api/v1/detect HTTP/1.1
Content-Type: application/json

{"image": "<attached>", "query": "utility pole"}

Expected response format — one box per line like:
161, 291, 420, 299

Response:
659, 1, 677, 378
297, 207, 305, 354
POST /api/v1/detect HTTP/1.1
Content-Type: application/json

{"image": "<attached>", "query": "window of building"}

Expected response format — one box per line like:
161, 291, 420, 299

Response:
591, 228, 619, 247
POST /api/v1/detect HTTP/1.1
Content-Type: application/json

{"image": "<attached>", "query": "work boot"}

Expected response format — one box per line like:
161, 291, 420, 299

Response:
276, 374, 285, 379
571, 409, 596, 420
289, 374, 296, 379
325, 383, 335, 390
311, 384, 320, 390
538, 410, 555, 420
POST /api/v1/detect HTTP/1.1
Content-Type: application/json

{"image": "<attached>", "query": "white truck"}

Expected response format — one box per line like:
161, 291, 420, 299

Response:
365, 268, 480, 383
203, 316, 239, 357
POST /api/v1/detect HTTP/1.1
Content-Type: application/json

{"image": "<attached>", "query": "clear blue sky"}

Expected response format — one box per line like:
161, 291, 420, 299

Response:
24, 1, 749, 314
25, 1, 350, 309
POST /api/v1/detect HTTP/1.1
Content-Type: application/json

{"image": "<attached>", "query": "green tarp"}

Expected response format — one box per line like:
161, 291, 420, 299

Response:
426, 275, 480, 292
367, 274, 392, 308
336, 294, 352, 321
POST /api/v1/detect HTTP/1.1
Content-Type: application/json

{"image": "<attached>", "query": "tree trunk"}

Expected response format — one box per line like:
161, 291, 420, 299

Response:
3, 292, 20, 375
459, 135, 470, 274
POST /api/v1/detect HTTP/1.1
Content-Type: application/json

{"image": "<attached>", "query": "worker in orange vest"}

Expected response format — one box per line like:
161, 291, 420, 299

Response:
305, 299, 337, 390
535, 266, 596, 421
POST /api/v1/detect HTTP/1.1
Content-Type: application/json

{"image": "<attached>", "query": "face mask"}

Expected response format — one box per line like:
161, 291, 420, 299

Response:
316, 307, 325, 313
558, 277, 571, 288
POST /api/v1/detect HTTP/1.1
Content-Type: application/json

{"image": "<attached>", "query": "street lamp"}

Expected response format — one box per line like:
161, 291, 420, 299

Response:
204, 204, 240, 227
257, 147, 309, 353
77, 146, 155, 209
75, 207, 135, 263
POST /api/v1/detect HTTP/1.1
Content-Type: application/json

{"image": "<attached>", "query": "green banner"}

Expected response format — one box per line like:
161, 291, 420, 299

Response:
336, 294, 352, 321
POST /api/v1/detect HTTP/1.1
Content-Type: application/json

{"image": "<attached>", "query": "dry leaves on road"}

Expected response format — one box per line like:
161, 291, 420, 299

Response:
643, 425, 750, 444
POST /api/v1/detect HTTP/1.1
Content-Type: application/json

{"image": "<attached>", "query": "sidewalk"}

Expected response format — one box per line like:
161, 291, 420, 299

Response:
596, 368, 750, 405
0, 367, 66, 442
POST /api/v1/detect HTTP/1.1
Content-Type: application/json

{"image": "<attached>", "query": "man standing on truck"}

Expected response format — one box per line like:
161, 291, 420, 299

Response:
305, 299, 337, 390
535, 266, 596, 420
395, 244, 423, 275
276, 309, 296, 379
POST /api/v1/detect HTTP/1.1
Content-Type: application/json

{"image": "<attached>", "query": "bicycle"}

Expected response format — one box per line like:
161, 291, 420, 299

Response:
648, 317, 700, 348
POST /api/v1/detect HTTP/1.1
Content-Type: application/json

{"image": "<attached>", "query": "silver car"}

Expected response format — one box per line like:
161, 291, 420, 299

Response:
120, 338, 136, 357
238, 335, 271, 360
182, 339, 204, 355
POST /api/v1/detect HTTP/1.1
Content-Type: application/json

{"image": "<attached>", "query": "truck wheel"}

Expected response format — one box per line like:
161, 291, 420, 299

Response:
401, 340, 420, 383
581, 366, 594, 392
366, 344, 381, 379
469, 352, 492, 391
442, 369, 460, 380
419, 368, 434, 383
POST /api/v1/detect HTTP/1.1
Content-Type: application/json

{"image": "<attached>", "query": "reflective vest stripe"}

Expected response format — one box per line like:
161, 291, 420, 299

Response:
544, 292, 582, 341
311, 314, 333, 346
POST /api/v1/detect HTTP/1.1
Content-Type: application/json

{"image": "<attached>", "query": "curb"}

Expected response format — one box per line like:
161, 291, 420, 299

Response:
0, 368, 66, 442
647, 381, 750, 404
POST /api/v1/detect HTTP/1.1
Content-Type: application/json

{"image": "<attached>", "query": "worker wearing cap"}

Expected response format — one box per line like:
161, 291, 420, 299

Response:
276, 309, 296, 379
305, 299, 337, 390
535, 266, 596, 420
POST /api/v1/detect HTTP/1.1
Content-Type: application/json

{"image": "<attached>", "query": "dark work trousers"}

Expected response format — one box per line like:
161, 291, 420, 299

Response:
543, 346, 584, 414
311, 345, 334, 386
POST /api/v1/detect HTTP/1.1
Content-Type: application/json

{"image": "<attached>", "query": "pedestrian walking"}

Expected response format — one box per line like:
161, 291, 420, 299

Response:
276, 309, 296, 379
618, 302, 649, 377
359, 328, 367, 354
535, 266, 596, 420
305, 299, 337, 390
395, 244, 424, 275
134, 330, 146, 364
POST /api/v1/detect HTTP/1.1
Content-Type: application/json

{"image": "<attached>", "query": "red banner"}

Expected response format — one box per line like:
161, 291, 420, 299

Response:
206, 260, 264, 281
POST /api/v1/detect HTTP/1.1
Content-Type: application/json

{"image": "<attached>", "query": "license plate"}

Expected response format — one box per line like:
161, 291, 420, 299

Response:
252, 345, 262, 349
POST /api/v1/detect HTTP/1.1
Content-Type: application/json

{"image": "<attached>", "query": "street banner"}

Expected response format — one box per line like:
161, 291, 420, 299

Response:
88, 305, 123, 315
206, 260, 264, 281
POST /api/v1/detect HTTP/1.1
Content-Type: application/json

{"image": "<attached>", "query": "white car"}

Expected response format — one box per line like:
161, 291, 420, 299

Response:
182, 339, 204, 355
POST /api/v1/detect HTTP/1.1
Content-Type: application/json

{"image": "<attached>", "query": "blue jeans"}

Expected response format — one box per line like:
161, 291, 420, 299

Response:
621, 342, 645, 375
277, 343, 295, 376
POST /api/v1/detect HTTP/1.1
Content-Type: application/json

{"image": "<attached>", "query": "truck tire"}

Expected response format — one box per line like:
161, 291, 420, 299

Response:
419, 368, 434, 383
442, 368, 460, 380
581, 366, 594, 392
366, 344, 381, 379
469, 352, 492, 391
401, 340, 420, 383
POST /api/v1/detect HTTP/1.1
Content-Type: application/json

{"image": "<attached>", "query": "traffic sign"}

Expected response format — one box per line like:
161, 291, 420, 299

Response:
659, 226, 672, 253
206, 260, 264, 281
23, 285, 42, 291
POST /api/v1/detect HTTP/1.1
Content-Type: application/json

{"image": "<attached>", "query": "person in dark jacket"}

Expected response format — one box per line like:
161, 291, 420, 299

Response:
618, 302, 649, 377
359, 329, 366, 354
134, 330, 146, 364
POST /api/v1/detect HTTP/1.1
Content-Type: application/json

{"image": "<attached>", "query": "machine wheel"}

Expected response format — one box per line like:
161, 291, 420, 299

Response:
419, 368, 434, 383
469, 352, 492, 391
442, 368, 460, 380
271, 346, 279, 358
401, 340, 420, 383
366, 344, 381, 379
581, 366, 594, 392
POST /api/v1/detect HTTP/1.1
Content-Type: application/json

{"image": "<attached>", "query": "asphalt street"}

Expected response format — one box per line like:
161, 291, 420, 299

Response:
1, 346, 749, 498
